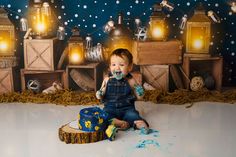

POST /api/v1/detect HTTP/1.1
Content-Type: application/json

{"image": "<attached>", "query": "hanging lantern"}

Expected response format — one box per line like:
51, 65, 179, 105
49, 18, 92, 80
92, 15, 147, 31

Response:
148, 3, 168, 41
207, 10, 220, 23
107, 13, 133, 55
231, 2, 236, 13
186, 3, 211, 55
0, 7, 15, 56
57, 26, 65, 40
68, 27, 85, 65
28, 1, 54, 38
20, 18, 28, 32
160, 0, 175, 12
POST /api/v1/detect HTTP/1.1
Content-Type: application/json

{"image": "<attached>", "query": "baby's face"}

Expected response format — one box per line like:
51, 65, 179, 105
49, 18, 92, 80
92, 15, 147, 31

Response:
110, 55, 132, 80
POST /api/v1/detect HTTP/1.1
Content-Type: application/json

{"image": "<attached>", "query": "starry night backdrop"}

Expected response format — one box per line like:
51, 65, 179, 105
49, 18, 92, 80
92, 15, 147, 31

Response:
0, 0, 236, 86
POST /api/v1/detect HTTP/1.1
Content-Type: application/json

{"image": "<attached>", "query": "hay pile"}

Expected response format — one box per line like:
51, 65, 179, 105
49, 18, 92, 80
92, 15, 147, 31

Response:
0, 88, 236, 106
144, 88, 236, 104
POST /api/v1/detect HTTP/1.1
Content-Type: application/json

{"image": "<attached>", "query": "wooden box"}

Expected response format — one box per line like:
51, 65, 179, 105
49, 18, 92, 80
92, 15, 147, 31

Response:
24, 38, 59, 71
182, 55, 223, 91
0, 67, 20, 94
140, 65, 169, 91
65, 62, 103, 92
20, 69, 66, 92
132, 40, 183, 65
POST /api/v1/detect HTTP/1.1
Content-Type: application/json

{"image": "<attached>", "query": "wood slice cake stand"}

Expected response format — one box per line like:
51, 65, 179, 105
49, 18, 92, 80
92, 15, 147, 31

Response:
58, 120, 106, 144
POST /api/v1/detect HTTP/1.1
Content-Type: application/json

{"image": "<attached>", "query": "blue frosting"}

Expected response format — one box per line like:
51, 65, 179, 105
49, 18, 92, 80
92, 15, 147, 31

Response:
78, 107, 108, 132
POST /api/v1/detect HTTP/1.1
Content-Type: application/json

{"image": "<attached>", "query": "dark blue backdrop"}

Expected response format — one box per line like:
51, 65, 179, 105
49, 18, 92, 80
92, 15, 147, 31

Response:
1, 0, 236, 86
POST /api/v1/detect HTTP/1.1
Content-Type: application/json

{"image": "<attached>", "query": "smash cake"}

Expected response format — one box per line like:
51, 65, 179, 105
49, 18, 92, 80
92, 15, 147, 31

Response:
78, 107, 108, 132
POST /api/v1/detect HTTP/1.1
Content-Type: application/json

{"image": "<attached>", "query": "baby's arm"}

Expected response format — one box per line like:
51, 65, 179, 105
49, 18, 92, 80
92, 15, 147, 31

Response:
96, 76, 109, 99
128, 78, 145, 100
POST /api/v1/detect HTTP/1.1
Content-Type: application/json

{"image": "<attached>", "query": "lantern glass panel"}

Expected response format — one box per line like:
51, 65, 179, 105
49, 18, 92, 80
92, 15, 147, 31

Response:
149, 20, 166, 40
0, 29, 14, 56
189, 26, 207, 50
69, 43, 85, 65
186, 23, 211, 54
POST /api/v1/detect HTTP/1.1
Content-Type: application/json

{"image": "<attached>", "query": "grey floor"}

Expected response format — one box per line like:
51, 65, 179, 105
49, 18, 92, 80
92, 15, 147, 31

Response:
0, 101, 236, 157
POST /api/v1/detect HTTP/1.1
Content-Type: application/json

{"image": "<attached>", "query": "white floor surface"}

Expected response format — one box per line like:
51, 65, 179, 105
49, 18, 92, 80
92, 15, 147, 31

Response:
0, 101, 236, 157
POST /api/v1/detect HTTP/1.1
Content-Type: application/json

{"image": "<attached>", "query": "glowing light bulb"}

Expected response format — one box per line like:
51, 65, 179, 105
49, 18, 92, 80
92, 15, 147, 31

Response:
193, 39, 203, 49
152, 27, 163, 38
71, 52, 80, 63
0, 41, 8, 51
36, 23, 45, 32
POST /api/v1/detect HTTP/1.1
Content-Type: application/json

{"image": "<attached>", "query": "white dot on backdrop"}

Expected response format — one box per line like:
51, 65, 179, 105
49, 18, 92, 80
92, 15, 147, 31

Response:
85, 25, 87, 28
83, 5, 87, 9
58, 16, 61, 19
127, 12, 130, 15
94, 1, 97, 3
7, 4, 11, 8
95, 16, 98, 19
61, 5, 65, 9
104, 3, 107, 5
64, 22, 68, 25
130, 6, 133, 9
64, 13, 66, 15
116, 0, 120, 4
89, 15, 92, 18
15, 16, 19, 19
210, 42, 214, 45
231, 41, 235, 45
135, 0, 139, 4
93, 24, 96, 27
83, 19, 85, 22
229, 12, 233, 15
232, 52, 235, 56
77, 5, 80, 7
187, 2, 190, 6
75, 14, 78, 18
17, 9, 21, 13
215, 3, 219, 7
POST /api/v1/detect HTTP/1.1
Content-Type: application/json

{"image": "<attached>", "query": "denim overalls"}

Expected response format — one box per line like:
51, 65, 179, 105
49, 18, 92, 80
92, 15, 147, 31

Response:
103, 74, 145, 127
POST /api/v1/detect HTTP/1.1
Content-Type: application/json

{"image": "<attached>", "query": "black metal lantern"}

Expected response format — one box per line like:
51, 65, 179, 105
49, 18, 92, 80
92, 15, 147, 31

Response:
107, 13, 133, 55
68, 27, 85, 65
148, 3, 168, 41
0, 7, 15, 56
186, 3, 211, 55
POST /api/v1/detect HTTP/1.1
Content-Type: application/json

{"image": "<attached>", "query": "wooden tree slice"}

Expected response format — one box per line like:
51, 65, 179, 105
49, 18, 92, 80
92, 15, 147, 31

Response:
70, 69, 95, 91
58, 123, 105, 144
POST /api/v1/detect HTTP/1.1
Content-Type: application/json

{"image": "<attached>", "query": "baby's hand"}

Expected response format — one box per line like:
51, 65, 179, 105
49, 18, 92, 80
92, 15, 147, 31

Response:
96, 90, 104, 99
134, 85, 144, 96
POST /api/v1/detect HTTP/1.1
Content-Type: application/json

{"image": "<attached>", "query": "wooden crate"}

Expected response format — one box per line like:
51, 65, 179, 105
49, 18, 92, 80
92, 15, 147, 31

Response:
20, 69, 66, 92
0, 67, 20, 94
140, 65, 169, 91
182, 55, 223, 91
65, 62, 103, 92
24, 38, 60, 71
132, 40, 183, 65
